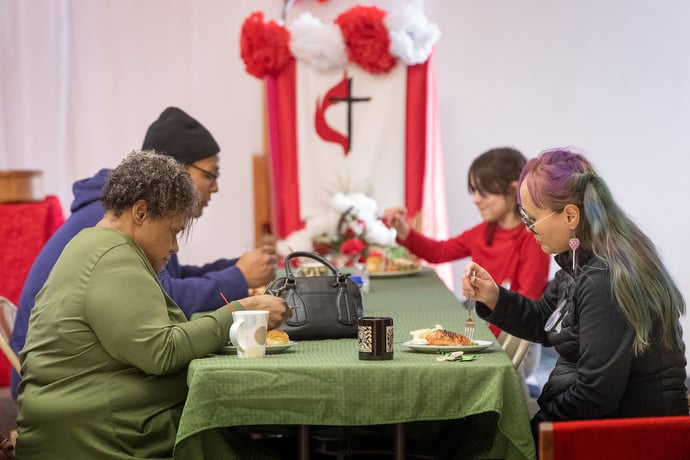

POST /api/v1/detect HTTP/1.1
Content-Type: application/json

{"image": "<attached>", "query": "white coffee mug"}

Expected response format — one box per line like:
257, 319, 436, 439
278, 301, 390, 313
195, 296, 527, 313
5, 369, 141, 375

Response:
229, 310, 269, 358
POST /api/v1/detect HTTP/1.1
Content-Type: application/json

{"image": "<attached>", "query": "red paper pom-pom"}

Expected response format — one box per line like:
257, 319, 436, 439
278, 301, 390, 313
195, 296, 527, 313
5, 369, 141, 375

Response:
240, 11, 293, 79
334, 6, 396, 74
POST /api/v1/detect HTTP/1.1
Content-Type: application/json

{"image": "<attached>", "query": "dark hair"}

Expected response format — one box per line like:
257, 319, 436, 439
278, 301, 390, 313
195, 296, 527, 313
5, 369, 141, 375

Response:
467, 147, 527, 245
468, 147, 527, 196
102, 150, 199, 231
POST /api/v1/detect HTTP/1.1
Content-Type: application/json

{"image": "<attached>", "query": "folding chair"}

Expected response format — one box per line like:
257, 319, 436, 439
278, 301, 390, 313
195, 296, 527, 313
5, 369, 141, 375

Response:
498, 331, 532, 369
0, 297, 19, 373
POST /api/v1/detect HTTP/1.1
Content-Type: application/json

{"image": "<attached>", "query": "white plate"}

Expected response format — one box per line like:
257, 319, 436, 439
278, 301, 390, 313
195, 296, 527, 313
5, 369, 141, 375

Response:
217, 341, 298, 355
401, 339, 493, 353
369, 267, 422, 278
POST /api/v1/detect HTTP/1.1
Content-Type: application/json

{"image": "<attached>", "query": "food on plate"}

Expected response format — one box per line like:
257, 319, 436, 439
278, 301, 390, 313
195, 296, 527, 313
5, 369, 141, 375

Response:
409, 324, 445, 344
387, 257, 419, 272
365, 246, 420, 273
409, 324, 475, 346
365, 255, 383, 272
267, 329, 290, 345
426, 329, 475, 346
409, 328, 433, 344
299, 262, 328, 277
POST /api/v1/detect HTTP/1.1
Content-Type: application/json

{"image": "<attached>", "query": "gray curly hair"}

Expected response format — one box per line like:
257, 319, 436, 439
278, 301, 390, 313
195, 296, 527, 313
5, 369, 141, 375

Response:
102, 150, 199, 229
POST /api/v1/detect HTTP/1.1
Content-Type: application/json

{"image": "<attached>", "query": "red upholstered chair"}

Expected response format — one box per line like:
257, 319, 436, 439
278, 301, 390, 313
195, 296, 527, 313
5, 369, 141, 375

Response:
539, 416, 690, 460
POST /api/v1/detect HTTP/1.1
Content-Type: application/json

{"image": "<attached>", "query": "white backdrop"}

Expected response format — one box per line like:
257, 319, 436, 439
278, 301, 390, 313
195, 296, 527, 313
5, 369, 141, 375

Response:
2, 0, 690, 364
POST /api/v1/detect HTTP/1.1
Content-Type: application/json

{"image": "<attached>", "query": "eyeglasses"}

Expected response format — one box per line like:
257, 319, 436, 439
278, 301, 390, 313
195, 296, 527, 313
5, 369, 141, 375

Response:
519, 206, 558, 234
188, 163, 220, 186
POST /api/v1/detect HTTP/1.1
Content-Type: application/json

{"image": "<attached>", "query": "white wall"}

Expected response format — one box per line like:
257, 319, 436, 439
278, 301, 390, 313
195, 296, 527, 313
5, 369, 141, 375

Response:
2, 1, 689, 362
425, 1, 690, 313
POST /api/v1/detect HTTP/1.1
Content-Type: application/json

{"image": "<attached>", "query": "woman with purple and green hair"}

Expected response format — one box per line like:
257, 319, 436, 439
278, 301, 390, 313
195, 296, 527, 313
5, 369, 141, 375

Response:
462, 147, 687, 445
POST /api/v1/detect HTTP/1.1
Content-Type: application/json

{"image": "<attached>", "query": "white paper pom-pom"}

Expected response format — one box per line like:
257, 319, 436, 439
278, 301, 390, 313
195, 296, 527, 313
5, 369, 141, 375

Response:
288, 12, 348, 72
386, 6, 441, 65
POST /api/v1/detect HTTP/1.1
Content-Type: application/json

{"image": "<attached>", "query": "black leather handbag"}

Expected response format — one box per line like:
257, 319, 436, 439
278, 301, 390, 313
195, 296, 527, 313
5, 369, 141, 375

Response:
266, 251, 363, 340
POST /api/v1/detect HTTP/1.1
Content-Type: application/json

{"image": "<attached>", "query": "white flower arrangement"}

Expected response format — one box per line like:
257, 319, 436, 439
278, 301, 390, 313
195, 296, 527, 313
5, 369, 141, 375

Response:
276, 192, 397, 257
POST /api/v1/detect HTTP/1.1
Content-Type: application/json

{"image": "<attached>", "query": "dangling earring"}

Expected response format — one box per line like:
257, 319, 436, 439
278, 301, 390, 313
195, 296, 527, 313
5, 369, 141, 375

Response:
569, 234, 580, 273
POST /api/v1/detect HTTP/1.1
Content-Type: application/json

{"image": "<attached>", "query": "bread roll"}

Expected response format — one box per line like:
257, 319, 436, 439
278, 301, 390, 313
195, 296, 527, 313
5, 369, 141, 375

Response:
267, 329, 290, 345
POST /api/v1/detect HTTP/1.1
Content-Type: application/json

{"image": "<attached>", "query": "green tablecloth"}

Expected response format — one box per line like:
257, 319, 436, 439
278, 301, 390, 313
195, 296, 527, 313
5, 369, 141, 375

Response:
174, 268, 536, 460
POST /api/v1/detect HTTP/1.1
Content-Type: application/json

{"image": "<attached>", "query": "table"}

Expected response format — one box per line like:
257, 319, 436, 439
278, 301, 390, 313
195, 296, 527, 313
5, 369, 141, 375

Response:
174, 268, 536, 460
0, 195, 64, 385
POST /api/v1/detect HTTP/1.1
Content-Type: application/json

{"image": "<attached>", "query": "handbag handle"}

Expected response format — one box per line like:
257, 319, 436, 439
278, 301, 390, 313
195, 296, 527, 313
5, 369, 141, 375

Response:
283, 251, 344, 279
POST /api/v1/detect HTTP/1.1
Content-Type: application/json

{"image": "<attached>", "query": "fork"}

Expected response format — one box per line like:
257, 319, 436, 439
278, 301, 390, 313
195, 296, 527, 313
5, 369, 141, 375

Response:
464, 299, 475, 341
464, 271, 476, 340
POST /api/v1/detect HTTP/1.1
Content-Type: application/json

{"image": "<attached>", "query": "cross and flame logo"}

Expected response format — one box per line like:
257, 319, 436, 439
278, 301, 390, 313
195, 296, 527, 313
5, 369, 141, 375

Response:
314, 72, 371, 156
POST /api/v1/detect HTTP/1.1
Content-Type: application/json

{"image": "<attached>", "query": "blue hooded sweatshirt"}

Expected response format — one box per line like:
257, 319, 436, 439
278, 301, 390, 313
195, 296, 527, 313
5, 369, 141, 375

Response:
10, 169, 249, 398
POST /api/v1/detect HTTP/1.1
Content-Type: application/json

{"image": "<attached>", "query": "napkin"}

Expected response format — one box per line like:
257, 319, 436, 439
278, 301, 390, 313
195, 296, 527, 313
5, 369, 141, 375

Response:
436, 352, 477, 362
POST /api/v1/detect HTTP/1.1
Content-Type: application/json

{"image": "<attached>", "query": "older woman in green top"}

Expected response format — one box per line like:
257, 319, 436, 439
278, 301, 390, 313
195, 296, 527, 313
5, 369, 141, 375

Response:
16, 151, 290, 459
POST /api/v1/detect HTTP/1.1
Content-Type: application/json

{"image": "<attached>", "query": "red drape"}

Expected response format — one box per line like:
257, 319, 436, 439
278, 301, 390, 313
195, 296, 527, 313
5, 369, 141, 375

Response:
0, 195, 65, 385
266, 59, 301, 239
404, 62, 427, 220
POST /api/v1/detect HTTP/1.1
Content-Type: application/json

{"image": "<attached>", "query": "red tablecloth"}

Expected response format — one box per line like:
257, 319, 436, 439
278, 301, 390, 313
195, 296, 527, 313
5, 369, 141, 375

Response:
0, 195, 64, 385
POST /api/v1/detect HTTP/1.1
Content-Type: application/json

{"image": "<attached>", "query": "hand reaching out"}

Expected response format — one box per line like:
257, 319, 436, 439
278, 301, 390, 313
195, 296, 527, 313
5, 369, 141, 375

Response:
383, 207, 410, 240
235, 245, 277, 288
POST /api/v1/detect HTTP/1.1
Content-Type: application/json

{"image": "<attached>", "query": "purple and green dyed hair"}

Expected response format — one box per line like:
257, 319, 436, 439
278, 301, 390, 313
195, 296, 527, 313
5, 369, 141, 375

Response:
518, 148, 684, 355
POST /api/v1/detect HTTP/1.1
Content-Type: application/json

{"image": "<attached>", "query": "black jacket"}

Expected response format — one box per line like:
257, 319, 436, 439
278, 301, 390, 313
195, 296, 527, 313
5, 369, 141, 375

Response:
477, 250, 687, 422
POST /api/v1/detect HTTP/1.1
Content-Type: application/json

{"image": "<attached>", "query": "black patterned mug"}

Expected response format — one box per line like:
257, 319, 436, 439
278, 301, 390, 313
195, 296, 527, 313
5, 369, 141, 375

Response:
358, 316, 394, 360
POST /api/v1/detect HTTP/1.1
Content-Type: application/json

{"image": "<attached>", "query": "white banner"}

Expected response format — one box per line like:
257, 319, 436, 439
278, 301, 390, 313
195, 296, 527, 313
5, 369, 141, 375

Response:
296, 62, 407, 220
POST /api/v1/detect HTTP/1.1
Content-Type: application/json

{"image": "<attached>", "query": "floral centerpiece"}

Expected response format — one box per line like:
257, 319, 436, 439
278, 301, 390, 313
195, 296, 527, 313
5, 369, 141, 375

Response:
276, 193, 415, 269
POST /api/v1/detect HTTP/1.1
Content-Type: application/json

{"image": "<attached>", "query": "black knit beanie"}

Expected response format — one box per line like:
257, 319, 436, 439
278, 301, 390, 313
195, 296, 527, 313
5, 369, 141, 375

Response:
142, 107, 220, 164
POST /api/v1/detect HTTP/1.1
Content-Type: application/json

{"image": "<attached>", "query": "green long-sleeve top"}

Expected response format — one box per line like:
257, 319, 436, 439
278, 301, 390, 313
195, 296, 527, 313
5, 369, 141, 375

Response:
16, 227, 236, 459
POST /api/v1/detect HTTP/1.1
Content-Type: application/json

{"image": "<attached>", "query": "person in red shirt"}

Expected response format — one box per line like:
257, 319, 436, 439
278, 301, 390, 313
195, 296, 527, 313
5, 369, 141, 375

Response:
384, 147, 551, 338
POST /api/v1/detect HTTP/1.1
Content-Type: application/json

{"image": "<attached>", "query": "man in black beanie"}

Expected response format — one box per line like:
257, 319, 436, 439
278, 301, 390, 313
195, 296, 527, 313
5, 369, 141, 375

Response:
142, 106, 222, 219
143, 106, 220, 166
10, 106, 278, 399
